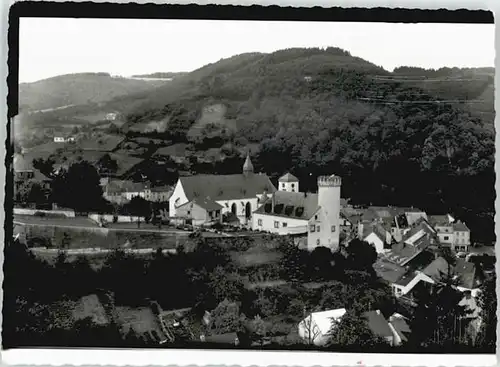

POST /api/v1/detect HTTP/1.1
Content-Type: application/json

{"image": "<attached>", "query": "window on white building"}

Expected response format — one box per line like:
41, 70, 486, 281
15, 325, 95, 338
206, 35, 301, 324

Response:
258, 219, 263, 226
274, 221, 279, 228
310, 224, 316, 232
282, 222, 288, 227
187, 211, 191, 215
444, 236, 449, 241
317, 226, 321, 232
316, 239, 320, 246
331, 225, 336, 233
315, 215, 318, 220
291, 183, 295, 188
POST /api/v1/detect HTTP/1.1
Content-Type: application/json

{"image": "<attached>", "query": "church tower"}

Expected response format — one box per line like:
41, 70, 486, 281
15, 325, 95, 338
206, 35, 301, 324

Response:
278, 173, 299, 192
243, 153, 254, 176
312, 174, 342, 251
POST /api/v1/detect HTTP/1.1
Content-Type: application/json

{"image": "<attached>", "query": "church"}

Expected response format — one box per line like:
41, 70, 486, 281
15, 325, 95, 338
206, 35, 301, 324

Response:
168, 154, 276, 225
252, 173, 342, 251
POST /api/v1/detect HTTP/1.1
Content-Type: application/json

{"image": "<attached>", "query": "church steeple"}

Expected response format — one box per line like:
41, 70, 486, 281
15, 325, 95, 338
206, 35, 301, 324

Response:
243, 152, 254, 176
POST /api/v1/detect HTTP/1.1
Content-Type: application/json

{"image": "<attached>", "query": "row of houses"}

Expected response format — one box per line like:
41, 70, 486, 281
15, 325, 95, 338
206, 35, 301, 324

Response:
101, 178, 172, 205
350, 207, 471, 254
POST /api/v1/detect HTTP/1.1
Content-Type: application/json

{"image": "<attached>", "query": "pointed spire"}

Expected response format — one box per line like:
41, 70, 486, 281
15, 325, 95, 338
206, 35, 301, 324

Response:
243, 152, 254, 176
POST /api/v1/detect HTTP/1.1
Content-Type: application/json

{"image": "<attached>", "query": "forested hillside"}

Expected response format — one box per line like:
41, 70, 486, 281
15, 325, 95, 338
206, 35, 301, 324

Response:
119, 47, 495, 243
19, 72, 170, 112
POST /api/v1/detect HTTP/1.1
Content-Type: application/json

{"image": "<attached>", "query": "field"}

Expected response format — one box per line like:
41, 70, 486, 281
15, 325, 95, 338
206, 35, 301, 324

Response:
78, 133, 123, 152
154, 143, 189, 158
230, 247, 283, 268
187, 103, 238, 139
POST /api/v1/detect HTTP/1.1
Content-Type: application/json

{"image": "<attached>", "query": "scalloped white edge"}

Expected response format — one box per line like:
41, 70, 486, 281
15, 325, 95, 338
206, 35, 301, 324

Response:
1, 350, 498, 367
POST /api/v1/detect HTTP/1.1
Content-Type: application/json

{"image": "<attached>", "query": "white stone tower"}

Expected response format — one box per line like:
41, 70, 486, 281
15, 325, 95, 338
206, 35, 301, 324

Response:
316, 174, 342, 251
278, 173, 299, 192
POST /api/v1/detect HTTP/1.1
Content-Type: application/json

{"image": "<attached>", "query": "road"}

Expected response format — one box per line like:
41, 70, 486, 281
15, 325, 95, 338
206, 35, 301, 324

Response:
14, 215, 191, 235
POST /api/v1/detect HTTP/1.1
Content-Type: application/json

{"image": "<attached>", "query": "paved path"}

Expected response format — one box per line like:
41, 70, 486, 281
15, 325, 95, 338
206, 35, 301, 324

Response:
14, 216, 191, 235
29, 247, 177, 256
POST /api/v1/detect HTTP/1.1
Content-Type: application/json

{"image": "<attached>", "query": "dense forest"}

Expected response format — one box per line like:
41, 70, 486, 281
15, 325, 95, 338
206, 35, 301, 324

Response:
120, 48, 495, 244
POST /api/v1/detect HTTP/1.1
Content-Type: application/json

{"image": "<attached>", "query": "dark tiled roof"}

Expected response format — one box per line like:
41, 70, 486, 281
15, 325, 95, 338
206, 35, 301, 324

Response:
179, 173, 276, 201
403, 250, 436, 271
423, 257, 451, 280
150, 185, 172, 193
454, 258, 478, 289
428, 215, 452, 226
180, 198, 223, 212
278, 172, 299, 182
385, 243, 422, 266
106, 180, 147, 194
253, 191, 319, 220
402, 219, 438, 245
362, 223, 390, 243
374, 259, 407, 283
422, 257, 478, 289
363, 310, 393, 338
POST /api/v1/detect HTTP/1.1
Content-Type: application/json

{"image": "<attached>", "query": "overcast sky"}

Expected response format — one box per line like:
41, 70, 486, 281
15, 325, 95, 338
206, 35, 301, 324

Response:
19, 18, 494, 83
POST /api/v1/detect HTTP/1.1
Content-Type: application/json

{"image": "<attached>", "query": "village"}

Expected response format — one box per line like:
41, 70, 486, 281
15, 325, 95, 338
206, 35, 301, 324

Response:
11, 146, 495, 349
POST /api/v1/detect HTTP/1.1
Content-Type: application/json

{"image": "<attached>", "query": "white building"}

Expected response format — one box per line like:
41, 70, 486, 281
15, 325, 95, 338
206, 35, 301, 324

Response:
298, 308, 347, 346
428, 215, 471, 252
53, 136, 75, 143
169, 154, 276, 225
278, 173, 299, 192
252, 174, 342, 251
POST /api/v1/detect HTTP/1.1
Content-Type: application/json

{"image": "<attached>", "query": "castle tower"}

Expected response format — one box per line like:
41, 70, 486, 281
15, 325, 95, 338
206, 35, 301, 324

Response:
311, 174, 342, 251
278, 173, 299, 192
243, 153, 254, 176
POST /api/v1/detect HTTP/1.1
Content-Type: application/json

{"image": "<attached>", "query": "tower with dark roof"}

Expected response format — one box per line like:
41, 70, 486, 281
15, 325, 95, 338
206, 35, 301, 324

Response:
243, 153, 254, 176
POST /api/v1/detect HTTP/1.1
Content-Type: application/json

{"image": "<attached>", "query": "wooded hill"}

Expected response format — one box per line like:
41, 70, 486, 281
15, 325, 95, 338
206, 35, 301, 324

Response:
120, 48, 495, 243
19, 72, 170, 112
18, 47, 496, 243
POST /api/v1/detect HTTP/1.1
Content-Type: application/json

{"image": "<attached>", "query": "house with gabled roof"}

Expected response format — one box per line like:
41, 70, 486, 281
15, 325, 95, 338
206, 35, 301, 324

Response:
169, 154, 276, 225
175, 198, 223, 226
422, 257, 483, 296
361, 222, 393, 254
428, 214, 471, 252
253, 173, 343, 251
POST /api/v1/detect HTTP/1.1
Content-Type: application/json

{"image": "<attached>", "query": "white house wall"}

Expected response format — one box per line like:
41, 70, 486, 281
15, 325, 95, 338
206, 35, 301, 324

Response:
252, 212, 308, 234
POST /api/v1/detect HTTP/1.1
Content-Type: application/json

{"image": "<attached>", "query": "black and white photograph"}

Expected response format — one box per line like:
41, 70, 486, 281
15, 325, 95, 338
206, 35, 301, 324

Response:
3, 3, 497, 361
